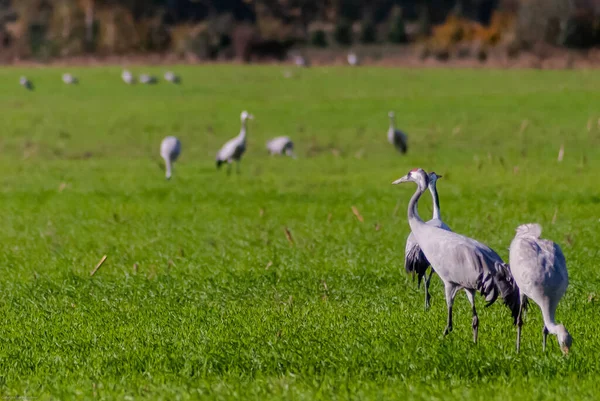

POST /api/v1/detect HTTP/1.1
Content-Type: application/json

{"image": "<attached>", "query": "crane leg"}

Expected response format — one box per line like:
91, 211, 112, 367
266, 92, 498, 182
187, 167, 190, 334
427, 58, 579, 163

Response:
236, 161, 241, 175
443, 284, 458, 336
424, 268, 434, 310
516, 293, 526, 353
542, 326, 549, 352
226, 162, 232, 176
465, 289, 478, 344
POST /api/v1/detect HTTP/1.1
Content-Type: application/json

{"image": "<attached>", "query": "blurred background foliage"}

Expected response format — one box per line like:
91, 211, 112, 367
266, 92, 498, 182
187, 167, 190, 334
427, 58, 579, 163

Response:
1, 0, 600, 61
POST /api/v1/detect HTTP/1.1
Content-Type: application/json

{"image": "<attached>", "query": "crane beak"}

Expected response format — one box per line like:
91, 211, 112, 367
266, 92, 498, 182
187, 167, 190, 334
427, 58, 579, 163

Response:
248, 114, 254, 120
561, 345, 570, 355
392, 175, 409, 185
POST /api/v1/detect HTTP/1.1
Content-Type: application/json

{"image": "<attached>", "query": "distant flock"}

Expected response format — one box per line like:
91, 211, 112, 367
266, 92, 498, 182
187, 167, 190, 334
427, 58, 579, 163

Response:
15, 65, 571, 355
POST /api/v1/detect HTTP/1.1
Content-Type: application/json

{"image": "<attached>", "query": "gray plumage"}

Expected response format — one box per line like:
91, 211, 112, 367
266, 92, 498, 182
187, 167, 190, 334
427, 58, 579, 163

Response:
393, 168, 520, 343
164, 71, 180, 84
139, 74, 157, 84
216, 111, 254, 174
404, 172, 451, 310
266, 136, 295, 157
62, 73, 78, 85
294, 55, 309, 67
387, 112, 408, 154
509, 223, 572, 354
160, 136, 181, 180
20, 76, 33, 90
122, 70, 135, 84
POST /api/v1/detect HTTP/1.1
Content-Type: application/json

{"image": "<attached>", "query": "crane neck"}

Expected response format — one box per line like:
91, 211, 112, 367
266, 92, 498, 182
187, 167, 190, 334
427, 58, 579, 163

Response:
407, 182, 427, 226
164, 157, 172, 180
540, 307, 561, 335
429, 183, 442, 220
238, 120, 247, 141
388, 116, 395, 130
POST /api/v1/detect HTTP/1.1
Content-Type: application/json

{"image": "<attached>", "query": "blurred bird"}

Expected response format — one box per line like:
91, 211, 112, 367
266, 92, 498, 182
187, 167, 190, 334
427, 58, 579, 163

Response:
20, 76, 33, 90
266, 136, 295, 157
62, 73, 78, 85
388, 111, 408, 154
294, 55, 309, 68
122, 70, 135, 84
160, 136, 181, 180
393, 168, 520, 343
139, 74, 157, 84
404, 172, 450, 309
509, 223, 572, 354
164, 71, 180, 84
347, 52, 359, 66
216, 111, 254, 174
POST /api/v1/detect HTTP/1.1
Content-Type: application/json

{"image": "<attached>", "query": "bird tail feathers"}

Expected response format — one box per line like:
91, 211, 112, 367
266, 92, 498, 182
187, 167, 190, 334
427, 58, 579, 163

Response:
493, 262, 521, 325
404, 246, 430, 288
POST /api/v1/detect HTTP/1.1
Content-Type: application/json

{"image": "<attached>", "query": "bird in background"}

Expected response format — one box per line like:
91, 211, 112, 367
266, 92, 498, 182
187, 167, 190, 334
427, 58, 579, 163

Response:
388, 111, 408, 154
404, 172, 450, 310
122, 70, 135, 84
393, 168, 520, 343
20, 76, 33, 90
164, 71, 180, 84
139, 73, 157, 84
160, 136, 181, 180
266, 136, 295, 157
294, 55, 309, 68
216, 111, 254, 174
62, 73, 78, 85
509, 223, 572, 354
347, 52, 359, 66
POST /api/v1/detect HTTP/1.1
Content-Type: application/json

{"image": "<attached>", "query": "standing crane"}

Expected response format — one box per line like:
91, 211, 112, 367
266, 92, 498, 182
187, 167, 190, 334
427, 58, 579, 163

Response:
387, 112, 408, 154
62, 73, 78, 85
160, 136, 181, 180
393, 168, 520, 343
164, 71, 180, 84
347, 52, 359, 66
216, 111, 254, 174
266, 136, 295, 157
122, 70, 135, 84
404, 172, 451, 310
139, 74, 157, 84
509, 223, 572, 354
20, 76, 33, 90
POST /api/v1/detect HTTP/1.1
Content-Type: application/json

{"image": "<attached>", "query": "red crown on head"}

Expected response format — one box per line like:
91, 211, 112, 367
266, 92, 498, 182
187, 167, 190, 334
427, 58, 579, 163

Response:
410, 168, 419, 172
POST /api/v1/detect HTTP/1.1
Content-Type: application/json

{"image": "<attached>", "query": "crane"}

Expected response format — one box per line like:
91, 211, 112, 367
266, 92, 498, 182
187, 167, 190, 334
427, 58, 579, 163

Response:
393, 168, 520, 343
387, 112, 408, 154
509, 223, 572, 354
216, 111, 254, 174
122, 70, 135, 84
164, 71, 180, 84
139, 74, 157, 84
62, 73, 78, 85
20, 76, 33, 90
404, 172, 450, 310
266, 136, 295, 157
160, 136, 181, 180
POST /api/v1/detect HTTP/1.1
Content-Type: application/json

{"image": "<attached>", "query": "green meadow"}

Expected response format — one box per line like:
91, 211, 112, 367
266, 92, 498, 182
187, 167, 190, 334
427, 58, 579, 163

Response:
0, 65, 599, 400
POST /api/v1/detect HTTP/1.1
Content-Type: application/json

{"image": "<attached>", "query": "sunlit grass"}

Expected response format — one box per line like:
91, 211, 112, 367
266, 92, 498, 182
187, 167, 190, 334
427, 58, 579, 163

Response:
0, 65, 599, 400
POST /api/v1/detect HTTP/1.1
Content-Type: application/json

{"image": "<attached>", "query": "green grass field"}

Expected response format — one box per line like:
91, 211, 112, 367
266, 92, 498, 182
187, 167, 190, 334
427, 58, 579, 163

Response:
1, 65, 600, 400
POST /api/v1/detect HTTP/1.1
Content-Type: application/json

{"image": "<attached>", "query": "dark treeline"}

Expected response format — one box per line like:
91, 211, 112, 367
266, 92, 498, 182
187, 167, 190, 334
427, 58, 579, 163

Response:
0, 0, 599, 61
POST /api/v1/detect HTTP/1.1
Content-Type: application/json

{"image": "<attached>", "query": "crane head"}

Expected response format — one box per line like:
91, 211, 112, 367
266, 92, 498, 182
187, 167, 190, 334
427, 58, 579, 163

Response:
557, 325, 572, 355
392, 168, 429, 190
428, 172, 442, 185
241, 111, 254, 121
388, 111, 395, 119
